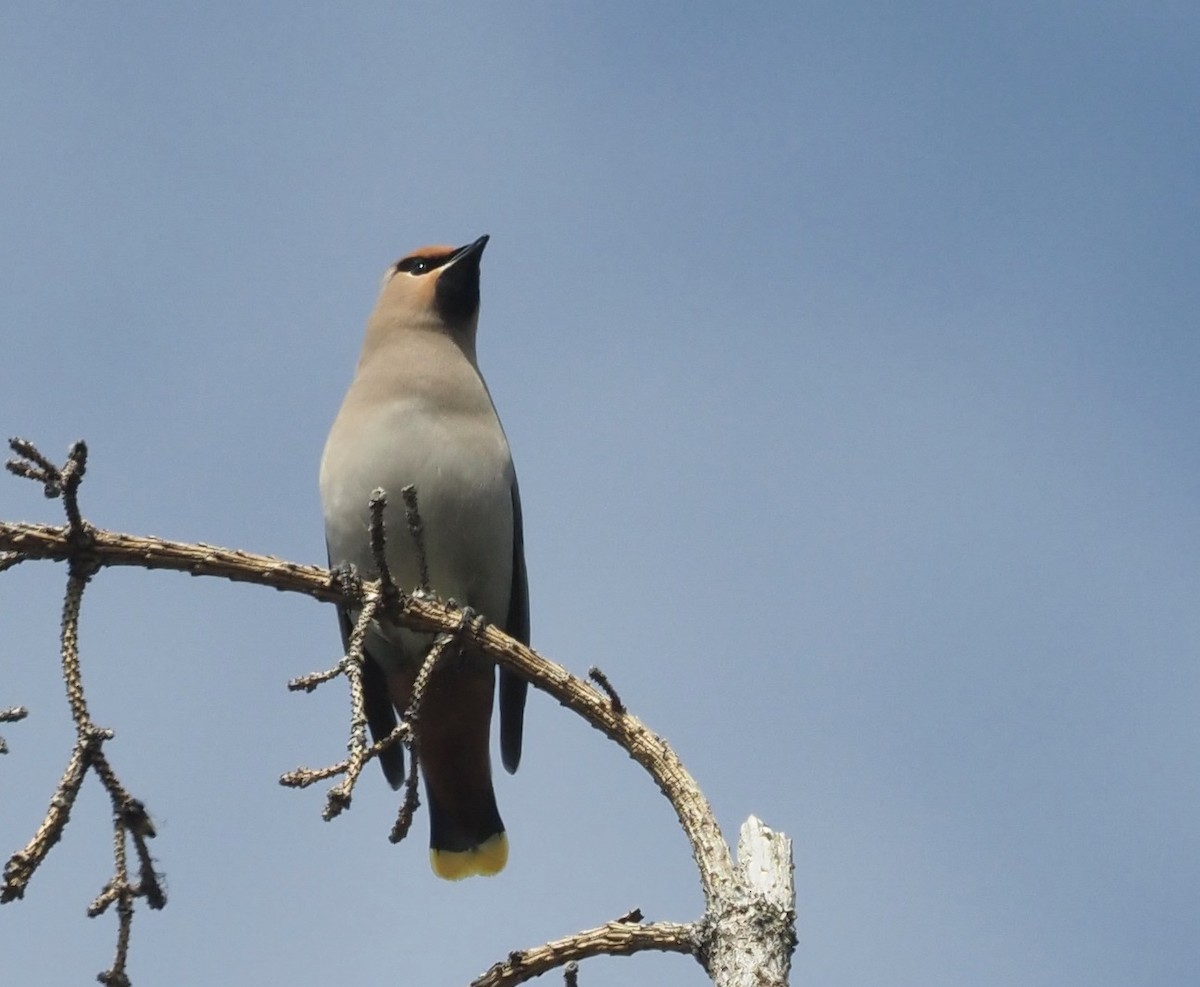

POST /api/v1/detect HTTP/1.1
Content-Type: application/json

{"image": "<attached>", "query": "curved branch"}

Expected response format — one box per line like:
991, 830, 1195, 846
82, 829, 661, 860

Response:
470, 919, 697, 987
3, 435, 795, 984
0, 520, 735, 898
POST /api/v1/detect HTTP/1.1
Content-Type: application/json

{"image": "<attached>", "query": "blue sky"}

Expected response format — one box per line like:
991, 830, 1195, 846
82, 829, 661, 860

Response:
2, 3, 1198, 984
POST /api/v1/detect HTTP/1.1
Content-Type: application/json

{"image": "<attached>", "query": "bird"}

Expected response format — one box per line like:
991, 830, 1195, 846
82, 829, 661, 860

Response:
319, 235, 529, 880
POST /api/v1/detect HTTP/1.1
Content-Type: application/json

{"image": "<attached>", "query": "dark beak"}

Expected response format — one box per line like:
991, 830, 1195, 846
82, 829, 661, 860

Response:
450, 235, 489, 267
436, 235, 489, 324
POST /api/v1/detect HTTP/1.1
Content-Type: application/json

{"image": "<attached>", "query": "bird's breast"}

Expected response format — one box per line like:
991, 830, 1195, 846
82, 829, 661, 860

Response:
320, 395, 516, 627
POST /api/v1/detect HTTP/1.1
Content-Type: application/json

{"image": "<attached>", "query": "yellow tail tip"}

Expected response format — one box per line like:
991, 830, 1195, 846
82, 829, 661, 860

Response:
430, 833, 508, 880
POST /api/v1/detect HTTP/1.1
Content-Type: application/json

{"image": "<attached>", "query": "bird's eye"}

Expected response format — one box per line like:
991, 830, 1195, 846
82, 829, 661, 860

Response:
395, 256, 431, 275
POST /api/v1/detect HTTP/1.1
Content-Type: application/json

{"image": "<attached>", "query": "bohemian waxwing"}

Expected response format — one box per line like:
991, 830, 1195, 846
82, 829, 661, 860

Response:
320, 235, 529, 879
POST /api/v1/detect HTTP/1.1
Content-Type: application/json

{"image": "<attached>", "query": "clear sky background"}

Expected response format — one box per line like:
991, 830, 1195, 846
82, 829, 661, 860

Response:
2, 3, 1198, 985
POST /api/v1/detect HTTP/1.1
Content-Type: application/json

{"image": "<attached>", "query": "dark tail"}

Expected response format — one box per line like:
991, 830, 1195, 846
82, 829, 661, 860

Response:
420, 663, 508, 880
426, 780, 507, 880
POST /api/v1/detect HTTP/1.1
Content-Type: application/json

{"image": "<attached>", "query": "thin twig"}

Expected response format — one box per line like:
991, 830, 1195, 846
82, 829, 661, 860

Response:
0, 706, 28, 755
587, 667, 625, 715
287, 661, 347, 692
404, 633, 455, 728
399, 485, 430, 593
389, 732, 423, 843
368, 489, 403, 613
6, 437, 63, 496
382, 630, 458, 844
93, 811, 134, 987
59, 440, 89, 537
321, 595, 381, 819
2, 729, 96, 902
59, 569, 94, 726
0, 551, 27, 573
281, 723, 411, 790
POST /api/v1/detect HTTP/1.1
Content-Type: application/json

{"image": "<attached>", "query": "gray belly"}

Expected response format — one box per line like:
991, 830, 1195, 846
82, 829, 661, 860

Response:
320, 402, 516, 660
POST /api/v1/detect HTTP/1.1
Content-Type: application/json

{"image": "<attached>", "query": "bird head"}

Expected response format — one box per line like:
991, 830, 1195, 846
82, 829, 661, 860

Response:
367, 235, 490, 346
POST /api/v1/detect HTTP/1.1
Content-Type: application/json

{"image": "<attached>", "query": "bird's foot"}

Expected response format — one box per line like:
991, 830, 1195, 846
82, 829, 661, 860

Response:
330, 561, 362, 598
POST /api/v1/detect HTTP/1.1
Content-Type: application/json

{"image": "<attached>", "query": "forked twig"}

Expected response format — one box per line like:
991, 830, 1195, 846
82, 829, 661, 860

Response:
3, 440, 165, 987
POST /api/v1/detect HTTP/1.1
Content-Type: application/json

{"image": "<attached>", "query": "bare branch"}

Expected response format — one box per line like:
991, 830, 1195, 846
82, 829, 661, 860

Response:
281, 724, 411, 790
277, 591, 412, 819
0, 520, 344, 602
58, 440, 89, 536
6, 437, 65, 496
286, 662, 347, 692
0, 706, 28, 755
388, 734, 423, 844
321, 596, 382, 819
368, 489, 404, 612
2, 438, 796, 985
380, 630, 456, 843
471, 918, 697, 987
2, 440, 165, 983
90, 783, 162, 987
0, 551, 27, 574
399, 484, 431, 594
0, 517, 735, 895
60, 567, 94, 726
8, 438, 92, 541
2, 727, 96, 902
587, 666, 625, 715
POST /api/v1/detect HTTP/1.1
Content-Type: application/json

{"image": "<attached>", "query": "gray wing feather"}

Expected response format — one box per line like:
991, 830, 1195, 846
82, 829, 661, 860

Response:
499, 477, 530, 774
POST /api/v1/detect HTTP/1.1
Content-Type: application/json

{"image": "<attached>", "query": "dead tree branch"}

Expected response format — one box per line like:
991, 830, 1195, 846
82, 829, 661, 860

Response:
0, 706, 29, 755
2, 440, 166, 987
1, 438, 795, 986
470, 914, 697, 987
